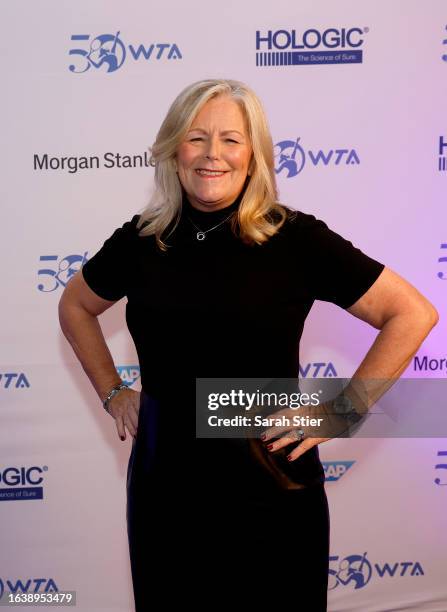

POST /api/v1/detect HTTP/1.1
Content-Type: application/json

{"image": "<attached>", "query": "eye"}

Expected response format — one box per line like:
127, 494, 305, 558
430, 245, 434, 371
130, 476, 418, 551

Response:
189, 137, 203, 142
225, 138, 238, 143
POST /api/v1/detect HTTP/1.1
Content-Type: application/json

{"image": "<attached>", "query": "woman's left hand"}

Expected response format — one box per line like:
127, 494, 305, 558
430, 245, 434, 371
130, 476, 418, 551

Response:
259, 402, 346, 461
262, 428, 331, 461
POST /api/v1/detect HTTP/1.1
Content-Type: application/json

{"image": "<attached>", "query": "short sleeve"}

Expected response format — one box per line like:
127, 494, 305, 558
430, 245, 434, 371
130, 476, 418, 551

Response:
292, 211, 385, 309
81, 214, 141, 301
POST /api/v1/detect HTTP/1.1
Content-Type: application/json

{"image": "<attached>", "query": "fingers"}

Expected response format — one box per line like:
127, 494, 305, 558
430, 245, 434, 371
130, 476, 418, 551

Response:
262, 431, 332, 462
123, 406, 139, 439
261, 402, 340, 442
108, 390, 140, 441
263, 430, 301, 452
115, 416, 126, 441
287, 437, 331, 461
262, 420, 318, 444
286, 438, 316, 461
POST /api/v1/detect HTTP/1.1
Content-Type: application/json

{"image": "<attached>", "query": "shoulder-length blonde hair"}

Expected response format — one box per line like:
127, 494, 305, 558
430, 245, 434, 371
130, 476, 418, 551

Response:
137, 78, 288, 250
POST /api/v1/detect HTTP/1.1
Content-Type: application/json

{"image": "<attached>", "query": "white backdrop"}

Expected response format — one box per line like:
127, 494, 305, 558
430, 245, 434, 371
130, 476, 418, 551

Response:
1, 1, 446, 610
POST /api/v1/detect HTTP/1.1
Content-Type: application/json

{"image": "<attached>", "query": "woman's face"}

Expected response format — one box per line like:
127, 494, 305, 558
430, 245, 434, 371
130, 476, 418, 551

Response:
175, 95, 253, 212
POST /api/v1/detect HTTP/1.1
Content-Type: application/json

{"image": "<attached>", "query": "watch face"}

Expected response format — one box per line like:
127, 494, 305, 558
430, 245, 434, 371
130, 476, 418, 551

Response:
334, 396, 352, 415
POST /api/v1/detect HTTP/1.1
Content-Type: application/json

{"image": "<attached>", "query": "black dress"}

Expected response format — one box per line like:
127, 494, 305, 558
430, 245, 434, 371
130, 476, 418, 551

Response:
82, 191, 384, 610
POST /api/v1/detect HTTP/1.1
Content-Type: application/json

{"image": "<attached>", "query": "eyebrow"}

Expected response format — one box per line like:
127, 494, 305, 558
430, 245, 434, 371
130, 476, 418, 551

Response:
187, 128, 245, 137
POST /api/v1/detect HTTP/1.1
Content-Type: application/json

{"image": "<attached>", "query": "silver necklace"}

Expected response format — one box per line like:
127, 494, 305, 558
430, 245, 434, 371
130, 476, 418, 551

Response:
187, 210, 235, 241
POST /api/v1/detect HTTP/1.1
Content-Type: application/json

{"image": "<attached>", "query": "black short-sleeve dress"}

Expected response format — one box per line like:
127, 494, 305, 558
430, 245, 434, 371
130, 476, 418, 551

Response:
82, 190, 384, 610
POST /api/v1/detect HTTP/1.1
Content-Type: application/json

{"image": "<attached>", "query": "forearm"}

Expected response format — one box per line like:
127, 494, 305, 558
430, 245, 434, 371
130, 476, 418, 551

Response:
58, 303, 122, 402
345, 309, 438, 413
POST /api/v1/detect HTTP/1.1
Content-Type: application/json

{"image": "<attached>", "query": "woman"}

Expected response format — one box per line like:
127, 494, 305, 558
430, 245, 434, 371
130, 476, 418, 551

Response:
59, 79, 438, 610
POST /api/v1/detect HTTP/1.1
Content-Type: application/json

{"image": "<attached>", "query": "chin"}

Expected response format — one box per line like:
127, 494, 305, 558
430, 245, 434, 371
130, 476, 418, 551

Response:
195, 191, 226, 204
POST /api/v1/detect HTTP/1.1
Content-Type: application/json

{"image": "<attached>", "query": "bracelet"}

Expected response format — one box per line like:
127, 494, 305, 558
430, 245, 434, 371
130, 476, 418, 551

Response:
103, 383, 128, 413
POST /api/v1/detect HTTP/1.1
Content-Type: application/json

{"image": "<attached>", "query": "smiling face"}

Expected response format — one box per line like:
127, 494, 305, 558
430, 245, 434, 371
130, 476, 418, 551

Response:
175, 95, 253, 212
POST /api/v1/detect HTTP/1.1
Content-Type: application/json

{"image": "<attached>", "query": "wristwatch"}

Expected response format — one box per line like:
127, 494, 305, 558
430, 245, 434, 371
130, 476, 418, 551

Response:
103, 383, 128, 413
332, 394, 362, 426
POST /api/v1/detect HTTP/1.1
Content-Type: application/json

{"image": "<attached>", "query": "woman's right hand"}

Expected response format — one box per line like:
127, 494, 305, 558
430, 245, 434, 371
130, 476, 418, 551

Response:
106, 387, 141, 441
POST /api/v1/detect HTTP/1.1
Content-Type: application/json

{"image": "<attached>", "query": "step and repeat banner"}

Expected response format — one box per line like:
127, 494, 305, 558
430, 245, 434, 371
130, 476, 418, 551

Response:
1, 1, 446, 610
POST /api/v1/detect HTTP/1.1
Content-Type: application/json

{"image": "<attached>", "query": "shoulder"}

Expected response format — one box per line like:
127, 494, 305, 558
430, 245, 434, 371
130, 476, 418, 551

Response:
272, 205, 363, 257
94, 214, 145, 252
111, 214, 143, 238
125, 213, 142, 231
274, 205, 330, 239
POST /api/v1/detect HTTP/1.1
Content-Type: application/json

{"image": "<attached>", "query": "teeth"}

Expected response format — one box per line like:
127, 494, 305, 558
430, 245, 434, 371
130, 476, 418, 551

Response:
196, 169, 225, 176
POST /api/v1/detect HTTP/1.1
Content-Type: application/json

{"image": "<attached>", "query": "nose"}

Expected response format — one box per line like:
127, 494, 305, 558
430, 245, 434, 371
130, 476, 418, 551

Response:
204, 135, 220, 160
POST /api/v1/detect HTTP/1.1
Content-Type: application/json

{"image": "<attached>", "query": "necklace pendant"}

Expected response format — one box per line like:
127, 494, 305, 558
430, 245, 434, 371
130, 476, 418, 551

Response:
196, 231, 206, 241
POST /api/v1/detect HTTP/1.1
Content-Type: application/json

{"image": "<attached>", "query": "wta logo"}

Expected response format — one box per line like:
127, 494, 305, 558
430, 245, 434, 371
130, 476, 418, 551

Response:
69, 31, 182, 74
0, 577, 58, 597
274, 138, 359, 178
0, 373, 30, 389
299, 362, 337, 378
38, 253, 88, 292
329, 552, 424, 590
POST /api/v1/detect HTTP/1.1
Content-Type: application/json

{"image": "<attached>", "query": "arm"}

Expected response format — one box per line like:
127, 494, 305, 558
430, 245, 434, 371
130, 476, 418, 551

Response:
58, 270, 138, 440
343, 266, 439, 411
262, 266, 439, 459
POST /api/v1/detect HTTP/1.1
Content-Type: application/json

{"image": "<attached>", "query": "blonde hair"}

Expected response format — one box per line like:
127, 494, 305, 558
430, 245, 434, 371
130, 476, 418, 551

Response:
137, 79, 288, 250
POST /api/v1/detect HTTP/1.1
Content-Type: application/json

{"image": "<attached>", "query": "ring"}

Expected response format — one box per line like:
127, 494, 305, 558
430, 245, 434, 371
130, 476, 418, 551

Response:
295, 428, 305, 442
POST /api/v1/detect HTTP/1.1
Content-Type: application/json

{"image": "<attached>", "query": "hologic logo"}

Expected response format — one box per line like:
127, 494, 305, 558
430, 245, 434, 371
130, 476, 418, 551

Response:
256, 27, 368, 66
0, 373, 30, 389
329, 552, 424, 590
274, 138, 360, 178
0, 577, 58, 596
0, 466, 48, 502
438, 136, 447, 171
299, 362, 337, 378
69, 31, 182, 73
117, 366, 141, 387
323, 461, 355, 482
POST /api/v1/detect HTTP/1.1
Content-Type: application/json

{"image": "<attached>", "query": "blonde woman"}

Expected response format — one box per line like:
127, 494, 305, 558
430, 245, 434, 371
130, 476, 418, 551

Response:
59, 79, 438, 610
